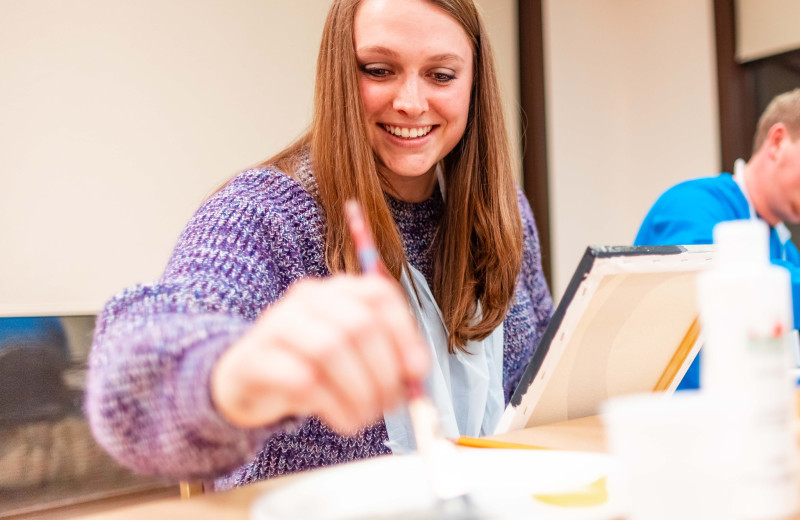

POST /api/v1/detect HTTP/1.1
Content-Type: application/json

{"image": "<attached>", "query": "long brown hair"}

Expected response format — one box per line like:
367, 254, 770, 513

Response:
266, 0, 523, 352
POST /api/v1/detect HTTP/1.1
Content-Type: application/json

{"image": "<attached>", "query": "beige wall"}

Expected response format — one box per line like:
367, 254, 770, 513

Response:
542, 0, 720, 300
1, 0, 518, 316
478, 0, 521, 181
3, 0, 721, 313
736, 0, 800, 62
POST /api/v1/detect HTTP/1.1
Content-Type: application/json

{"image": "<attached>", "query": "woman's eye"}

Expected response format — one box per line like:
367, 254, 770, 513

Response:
361, 66, 391, 78
431, 72, 456, 83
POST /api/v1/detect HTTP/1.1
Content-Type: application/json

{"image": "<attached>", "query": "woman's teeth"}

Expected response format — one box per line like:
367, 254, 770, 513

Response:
382, 125, 433, 139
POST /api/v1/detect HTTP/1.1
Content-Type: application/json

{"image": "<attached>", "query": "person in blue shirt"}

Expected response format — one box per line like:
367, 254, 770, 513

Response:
635, 88, 800, 390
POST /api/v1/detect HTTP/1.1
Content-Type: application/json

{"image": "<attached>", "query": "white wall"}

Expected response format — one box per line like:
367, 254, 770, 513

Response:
543, 0, 720, 300
0, 0, 518, 316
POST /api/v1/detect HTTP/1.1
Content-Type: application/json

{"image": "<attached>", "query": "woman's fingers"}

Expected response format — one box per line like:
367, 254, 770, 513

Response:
276, 275, 424, 424
211, 338, 318, 428
212, 274, 430, 434
359, 274, 430, 383
273, 312, 381, 428
352, 325, 402, 413
300, 277, 410, 412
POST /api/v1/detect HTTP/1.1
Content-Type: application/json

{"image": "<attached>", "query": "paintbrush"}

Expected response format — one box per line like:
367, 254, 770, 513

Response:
344, 200, 481, 520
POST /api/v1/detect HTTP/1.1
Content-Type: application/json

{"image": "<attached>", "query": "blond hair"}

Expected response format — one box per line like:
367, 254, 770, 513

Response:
752, 88, 800, 155
267, 0, 522, 352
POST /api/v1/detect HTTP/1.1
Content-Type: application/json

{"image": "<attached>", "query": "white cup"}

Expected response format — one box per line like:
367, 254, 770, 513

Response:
602, 391, 745, 520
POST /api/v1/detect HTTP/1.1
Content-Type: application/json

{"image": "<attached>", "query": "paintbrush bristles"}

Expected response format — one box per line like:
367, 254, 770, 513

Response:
408, 395, 439, 454
408, 396, 471, 502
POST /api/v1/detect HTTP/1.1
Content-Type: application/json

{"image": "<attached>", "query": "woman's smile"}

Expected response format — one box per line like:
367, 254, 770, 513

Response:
380, 124, 435, 140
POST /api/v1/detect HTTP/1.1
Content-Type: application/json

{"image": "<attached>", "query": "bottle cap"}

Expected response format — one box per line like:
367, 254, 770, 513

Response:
712, 219, 769, 265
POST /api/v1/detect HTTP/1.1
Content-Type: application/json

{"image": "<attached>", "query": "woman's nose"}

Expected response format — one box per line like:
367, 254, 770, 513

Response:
392, 77, 428, 117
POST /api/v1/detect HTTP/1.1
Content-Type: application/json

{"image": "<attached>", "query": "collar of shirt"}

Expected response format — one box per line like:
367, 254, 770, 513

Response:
733, 158, 791, 259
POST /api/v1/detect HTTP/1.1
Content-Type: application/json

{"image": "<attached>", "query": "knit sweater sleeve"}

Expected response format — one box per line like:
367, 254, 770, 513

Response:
85, 169, 321, 480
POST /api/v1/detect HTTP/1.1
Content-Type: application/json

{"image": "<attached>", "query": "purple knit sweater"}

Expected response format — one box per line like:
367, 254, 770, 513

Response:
86, 153, 553, 489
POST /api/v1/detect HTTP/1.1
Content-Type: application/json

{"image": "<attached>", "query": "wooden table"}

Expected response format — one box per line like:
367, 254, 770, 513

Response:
67, 416, 607, 520
69, 398, 800, 520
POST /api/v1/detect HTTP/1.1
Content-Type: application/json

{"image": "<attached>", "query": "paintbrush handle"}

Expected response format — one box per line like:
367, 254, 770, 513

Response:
344, 200, 382, 276
343, 200, 431, 402
344, 199, 478, 518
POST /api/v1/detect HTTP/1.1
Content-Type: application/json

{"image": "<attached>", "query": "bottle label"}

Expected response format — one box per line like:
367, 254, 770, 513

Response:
745, 321, 794, 393
739, 320, 800, 519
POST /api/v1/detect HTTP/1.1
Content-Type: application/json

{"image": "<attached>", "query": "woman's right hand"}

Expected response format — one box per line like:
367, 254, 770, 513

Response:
211, 274, 430, 435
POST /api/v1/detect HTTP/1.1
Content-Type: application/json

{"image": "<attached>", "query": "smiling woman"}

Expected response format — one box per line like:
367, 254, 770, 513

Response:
355, 0, 473, 202
85, 0, 554, 492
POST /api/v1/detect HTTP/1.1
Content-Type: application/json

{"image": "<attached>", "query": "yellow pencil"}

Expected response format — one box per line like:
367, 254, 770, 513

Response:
455, 436, 547, 450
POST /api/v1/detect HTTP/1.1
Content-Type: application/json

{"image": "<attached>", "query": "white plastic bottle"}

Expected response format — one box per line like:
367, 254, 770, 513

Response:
698, 219, 800, 520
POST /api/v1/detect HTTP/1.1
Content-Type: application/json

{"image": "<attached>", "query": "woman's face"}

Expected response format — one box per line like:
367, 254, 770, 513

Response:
354, 0, 473, 202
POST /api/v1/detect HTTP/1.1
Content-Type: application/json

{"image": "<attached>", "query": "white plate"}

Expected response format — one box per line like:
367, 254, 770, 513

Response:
251, 448, 621, 520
